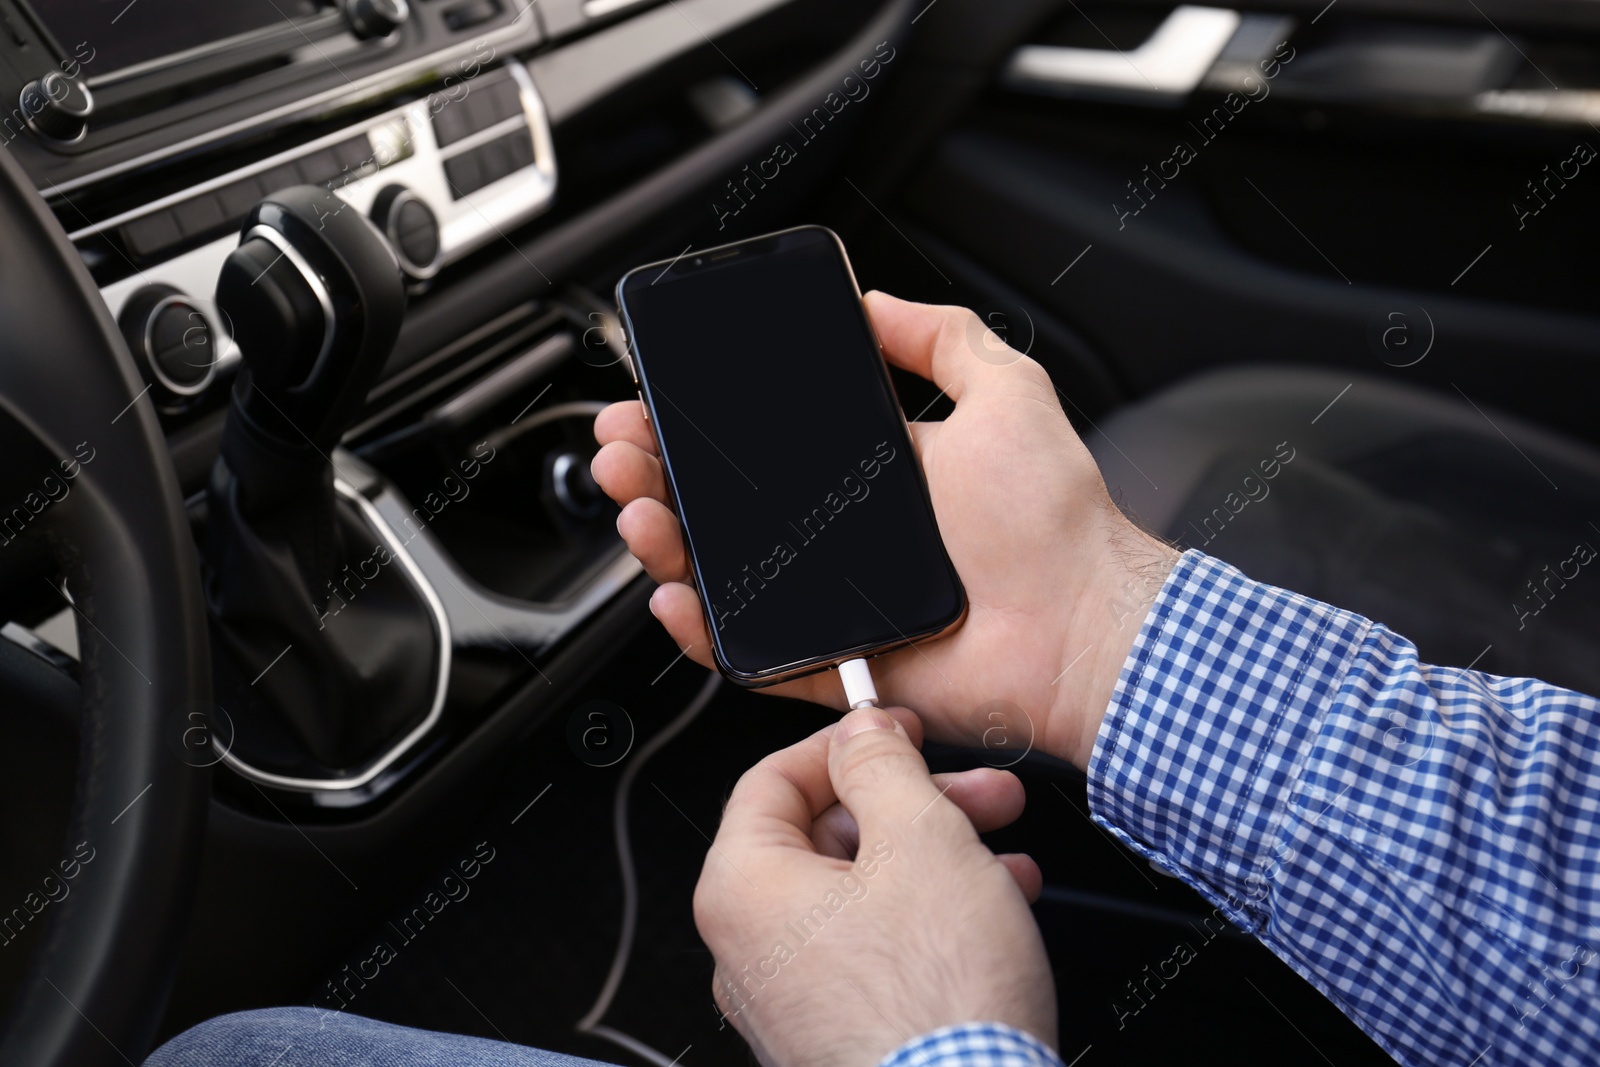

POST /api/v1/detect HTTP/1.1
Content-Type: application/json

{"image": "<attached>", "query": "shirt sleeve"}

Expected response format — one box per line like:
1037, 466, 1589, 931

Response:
1087, 550, 1600, 1067
879, 1023, 1064, 1067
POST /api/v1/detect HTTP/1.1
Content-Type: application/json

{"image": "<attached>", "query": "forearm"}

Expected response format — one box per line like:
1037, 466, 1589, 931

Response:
1088, 551, 1600, 1067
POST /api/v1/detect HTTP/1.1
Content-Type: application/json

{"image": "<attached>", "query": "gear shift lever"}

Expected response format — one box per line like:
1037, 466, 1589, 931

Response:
217, 185, 404, 452
204, 185, 437, 778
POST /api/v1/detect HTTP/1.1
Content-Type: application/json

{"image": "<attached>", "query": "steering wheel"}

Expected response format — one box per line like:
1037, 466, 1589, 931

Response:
0, 148, 211, 1065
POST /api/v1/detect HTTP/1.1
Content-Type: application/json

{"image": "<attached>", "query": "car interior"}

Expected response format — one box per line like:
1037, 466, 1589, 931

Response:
1, 0, 1598, 1065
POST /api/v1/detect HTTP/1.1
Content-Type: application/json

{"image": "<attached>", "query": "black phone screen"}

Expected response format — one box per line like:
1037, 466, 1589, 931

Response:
617, 226, 965, 682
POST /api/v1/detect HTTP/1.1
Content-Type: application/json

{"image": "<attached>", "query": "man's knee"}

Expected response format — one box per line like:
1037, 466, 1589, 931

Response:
144, 1007, 332, 1066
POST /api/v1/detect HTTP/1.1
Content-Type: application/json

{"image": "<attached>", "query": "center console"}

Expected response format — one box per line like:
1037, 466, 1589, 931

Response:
0, 0, 648, 810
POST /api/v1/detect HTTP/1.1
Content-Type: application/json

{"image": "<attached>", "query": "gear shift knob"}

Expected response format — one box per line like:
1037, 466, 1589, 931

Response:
216, 184, 405, 453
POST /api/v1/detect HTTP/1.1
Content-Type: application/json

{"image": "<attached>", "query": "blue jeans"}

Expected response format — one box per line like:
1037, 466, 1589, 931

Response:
145, 1007, 621, 1067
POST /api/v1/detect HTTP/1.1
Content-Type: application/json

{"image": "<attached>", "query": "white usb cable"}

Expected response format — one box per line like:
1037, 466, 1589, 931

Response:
839, 657, 878, 709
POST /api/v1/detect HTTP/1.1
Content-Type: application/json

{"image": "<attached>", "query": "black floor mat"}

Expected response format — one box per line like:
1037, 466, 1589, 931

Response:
318, 621, 1396, 1067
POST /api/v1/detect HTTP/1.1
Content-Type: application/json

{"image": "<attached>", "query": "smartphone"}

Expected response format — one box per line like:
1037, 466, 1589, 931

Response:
615, 225, 966, 686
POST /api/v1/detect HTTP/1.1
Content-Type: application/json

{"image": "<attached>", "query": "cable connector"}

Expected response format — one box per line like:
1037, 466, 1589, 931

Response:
839, 657, 878, 710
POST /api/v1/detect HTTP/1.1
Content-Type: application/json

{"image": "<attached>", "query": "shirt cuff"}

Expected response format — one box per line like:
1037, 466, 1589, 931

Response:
1086, 550, 1370, 928
879, 1023, 1064, 1067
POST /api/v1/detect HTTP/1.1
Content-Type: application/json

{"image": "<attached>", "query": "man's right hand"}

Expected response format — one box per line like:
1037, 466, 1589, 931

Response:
695, 704, 1057, 1067
593, 291, 1178, 769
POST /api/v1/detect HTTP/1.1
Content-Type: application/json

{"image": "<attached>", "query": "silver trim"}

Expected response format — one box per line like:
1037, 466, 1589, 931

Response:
378, 187, 442, 279
436, 114, 528, 159
508, 60, 557, 187
219, 478, 453, 792
1003, 6, 1242, 102
582, 0, 653, 18
245, 225, 338, 381
1475, 89, 1600, 125
140, 294, 221, 397
45, 13, 540, 196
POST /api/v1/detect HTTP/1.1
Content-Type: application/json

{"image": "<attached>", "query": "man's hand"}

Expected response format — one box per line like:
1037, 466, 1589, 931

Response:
593, 291, 1178, 768
695, 705, 1056, 1067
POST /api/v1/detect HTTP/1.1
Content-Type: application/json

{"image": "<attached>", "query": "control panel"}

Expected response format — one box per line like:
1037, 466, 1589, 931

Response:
72, 61, 554, 410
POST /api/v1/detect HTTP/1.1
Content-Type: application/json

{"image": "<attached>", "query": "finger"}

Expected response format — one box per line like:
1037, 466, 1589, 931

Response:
713, 704, 928, 858
647, 582, 715, 670
864, 291, 992, 403
617, 498, 690, 583
810, 765, 1025, 860
941, 766, 1026, 832
906, 420, 938, 455
591, 440, 666, 507
717, 722, 841, 855
593, 400, 658, 455
827, 706, 975, 838
810, 802, 860, 861
996, 852, 1044, 904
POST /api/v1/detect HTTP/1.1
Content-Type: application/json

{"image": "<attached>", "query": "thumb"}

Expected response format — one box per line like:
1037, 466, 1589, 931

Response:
828, 707, 969, 836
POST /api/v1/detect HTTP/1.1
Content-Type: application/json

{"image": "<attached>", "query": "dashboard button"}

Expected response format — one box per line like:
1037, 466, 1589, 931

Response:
299, 147, 345, 188
257, 161, 304, 197
121, 211, 182, 259
174, 194, 226, 239
432, 99, 472, 147
218, 175, 268, 222
443, 151, 484, 198
477, 137, 515, 186
462, 83, 503, 131
505, 132, 535, 171
334, 135, 373, 174
484, 78, 524, 123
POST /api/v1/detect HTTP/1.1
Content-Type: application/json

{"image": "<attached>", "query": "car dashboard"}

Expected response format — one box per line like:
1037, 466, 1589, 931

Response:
0, 0, 902, 810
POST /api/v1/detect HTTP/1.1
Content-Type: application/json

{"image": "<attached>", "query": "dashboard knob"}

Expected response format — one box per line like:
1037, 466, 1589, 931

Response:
19, 72, 92, 144
117, 285, 219, 400
345, 0, 410, 38
370, 185, 441, 280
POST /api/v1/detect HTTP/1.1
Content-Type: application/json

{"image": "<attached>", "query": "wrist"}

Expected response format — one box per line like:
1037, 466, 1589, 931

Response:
1049, 522, 1179, 770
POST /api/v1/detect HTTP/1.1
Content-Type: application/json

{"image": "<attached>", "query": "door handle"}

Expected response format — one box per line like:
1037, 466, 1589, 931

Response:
1003, 6, 1242, 103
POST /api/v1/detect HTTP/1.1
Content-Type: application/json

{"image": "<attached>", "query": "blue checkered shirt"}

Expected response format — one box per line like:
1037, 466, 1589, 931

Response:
1080, 550, 1600, 1067
881, 1023, 1065, 1067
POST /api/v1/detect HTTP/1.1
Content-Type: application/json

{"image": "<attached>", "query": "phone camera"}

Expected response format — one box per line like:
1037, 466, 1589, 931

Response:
693, 257, 703, 266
